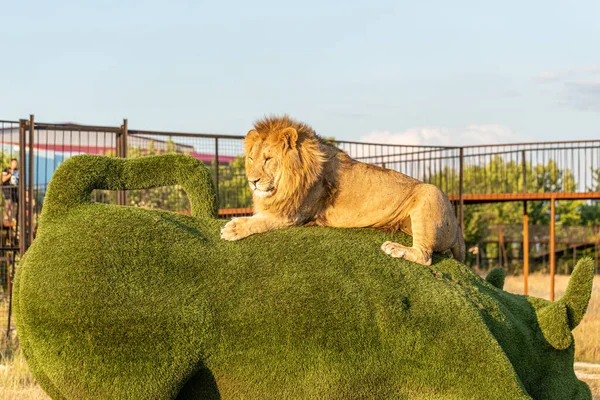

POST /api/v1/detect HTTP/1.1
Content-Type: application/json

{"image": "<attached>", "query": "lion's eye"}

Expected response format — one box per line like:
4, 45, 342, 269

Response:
248, 157, 253, 163
265, 157, 271, 164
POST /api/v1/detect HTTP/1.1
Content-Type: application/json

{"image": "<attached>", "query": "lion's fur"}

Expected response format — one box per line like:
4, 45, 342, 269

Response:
245, 115, 328, 217
221, 115, 465, 265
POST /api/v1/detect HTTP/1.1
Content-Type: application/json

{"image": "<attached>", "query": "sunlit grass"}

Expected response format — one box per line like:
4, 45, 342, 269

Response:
0, 339, 49, 400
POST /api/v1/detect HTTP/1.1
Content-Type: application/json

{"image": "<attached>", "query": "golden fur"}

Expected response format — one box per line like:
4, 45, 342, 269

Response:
221, 116, 465, 265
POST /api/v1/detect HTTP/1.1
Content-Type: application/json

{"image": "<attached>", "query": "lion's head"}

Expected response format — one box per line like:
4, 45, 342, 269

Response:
244, 116, 326, 213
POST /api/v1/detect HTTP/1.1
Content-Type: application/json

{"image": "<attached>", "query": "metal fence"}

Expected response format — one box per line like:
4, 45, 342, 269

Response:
461, 141, 600, 196
338, 141, 462, 196
477, 224, 600, 274
32, 122, 121, 224
2, 116, 600, 337
0, 120, 22, 340
127, 129, 249, 215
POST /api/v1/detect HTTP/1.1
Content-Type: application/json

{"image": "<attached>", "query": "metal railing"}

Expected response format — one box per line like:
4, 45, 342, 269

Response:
1, 115, 600, 337
461, 141, 600, 195
0, 120, 21, 340
476, 224, 600, 275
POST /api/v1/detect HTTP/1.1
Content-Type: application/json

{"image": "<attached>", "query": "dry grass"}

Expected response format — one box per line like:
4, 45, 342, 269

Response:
574, 363, 600, 400
0, 341, 49, 400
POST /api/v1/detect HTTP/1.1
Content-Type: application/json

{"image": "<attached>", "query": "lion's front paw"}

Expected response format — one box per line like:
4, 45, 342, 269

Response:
220, 217, 253, 241
381, 241, 432, 266
382, 241, 407, 258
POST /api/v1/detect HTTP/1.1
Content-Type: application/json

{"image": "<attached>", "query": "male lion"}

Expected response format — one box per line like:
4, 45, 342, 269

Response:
220, 116, 465, 265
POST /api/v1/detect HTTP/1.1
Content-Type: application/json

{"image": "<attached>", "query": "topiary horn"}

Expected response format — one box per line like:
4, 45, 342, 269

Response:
535, 257, 594, 350
561, 257, 595, 330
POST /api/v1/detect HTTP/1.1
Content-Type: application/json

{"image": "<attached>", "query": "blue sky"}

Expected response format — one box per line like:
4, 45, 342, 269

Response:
2, 0, 599, 145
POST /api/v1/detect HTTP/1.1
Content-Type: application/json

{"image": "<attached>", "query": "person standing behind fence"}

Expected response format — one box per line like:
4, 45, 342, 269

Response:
2, 158, 19, 227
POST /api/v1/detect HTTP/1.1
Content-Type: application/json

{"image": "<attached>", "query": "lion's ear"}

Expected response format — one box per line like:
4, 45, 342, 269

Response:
245, 129, 260, 153
278, 127, 298, 151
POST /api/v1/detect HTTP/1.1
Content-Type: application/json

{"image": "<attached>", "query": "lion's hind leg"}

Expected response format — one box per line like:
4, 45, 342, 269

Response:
380, 184, 457, 266
381, 241, 432, 266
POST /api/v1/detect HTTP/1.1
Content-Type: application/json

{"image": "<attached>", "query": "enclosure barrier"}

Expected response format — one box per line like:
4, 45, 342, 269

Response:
1, 115, 599, 337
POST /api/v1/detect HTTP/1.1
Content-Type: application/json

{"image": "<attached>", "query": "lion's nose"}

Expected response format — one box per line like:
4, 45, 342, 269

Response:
251, 178, 260, 186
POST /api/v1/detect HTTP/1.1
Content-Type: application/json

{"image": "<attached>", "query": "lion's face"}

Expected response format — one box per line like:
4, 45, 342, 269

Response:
245, 140, 283, 198
243, 121, 324, 209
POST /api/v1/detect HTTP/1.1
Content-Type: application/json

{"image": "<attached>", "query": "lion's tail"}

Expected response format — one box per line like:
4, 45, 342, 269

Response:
450, 225, 466, 263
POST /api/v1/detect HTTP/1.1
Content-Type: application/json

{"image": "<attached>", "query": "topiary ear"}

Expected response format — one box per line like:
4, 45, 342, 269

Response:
485, 267, 506, 290
245, 129, 261, 153
278, 127, 298, 150
532, 257, 594, 351
537, 302, 573, 350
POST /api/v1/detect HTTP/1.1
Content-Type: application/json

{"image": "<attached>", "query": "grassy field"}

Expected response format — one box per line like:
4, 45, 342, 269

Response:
1, 273, 598, 400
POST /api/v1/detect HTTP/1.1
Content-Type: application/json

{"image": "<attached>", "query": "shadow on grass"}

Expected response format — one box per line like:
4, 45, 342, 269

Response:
176, 363, 220, 400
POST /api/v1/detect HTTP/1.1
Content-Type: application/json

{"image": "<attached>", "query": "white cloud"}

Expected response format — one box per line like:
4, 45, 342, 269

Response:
534, 66, 600, 110
569, 79, 600, 92
534, 65, 600, 83
536, 71, 561, 83
562, 80, 600, 111
360, 124, 523, 147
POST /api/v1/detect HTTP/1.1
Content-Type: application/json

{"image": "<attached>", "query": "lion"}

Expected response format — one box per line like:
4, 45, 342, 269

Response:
220, 116, 465, 265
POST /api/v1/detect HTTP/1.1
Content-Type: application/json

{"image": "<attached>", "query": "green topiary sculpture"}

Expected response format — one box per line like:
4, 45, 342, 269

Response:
14, 154, 593, 399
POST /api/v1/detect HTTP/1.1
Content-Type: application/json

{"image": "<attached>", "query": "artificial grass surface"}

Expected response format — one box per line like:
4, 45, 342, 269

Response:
14, 155, 594, 400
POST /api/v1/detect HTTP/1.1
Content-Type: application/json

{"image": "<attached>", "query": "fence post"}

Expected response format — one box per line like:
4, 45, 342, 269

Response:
594, 226, 599, 274
550, 197, 556, 301
522, 150, 527, 193
498, 225, 503, 267
458, 147, 464, 231
9, 119, 28, 338
18, 120, 27, 256
115, 127, 121, 158
28, 114, 34, 247
122, 119, 129, 205
122, 119, 128, 158
117, 120, 128, 205
523, 201, 529, 295
215, 137, 220, 207
5, 258, 13, 338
